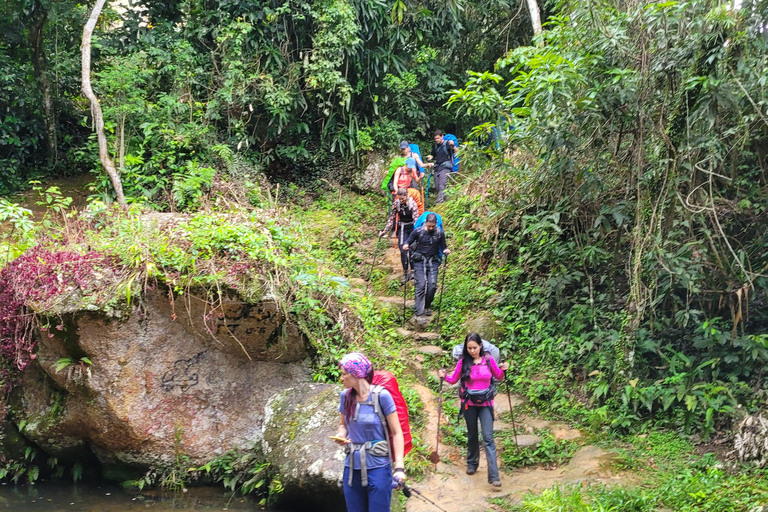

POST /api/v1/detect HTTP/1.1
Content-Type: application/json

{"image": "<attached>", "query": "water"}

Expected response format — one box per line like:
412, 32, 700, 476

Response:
0, 480, 269, 511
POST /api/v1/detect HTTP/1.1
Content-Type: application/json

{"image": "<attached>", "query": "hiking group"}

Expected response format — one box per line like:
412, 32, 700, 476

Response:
380, 130, 457, 320
334, 336, 510, 511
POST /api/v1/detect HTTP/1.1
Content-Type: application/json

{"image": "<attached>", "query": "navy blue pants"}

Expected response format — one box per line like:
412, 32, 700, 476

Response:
342, 465, 392, 512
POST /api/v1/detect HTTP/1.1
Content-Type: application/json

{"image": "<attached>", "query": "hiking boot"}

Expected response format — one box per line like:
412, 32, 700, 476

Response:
400, 273, 409, 285
424, 309, 434, 316
491, 480, 502, 487
466, 467, 477, 475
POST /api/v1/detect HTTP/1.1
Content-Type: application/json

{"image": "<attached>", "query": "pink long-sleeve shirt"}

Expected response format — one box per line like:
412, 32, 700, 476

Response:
445, 356, 504, 407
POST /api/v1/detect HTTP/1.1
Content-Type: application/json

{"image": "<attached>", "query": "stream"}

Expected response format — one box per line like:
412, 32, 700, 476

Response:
0, 480, 270, 511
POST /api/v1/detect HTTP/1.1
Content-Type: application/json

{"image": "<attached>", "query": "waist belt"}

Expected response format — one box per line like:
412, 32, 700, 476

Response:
345, 440, 390, 487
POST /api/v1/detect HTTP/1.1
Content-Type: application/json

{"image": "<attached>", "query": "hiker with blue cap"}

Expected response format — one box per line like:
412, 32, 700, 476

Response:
399, 141, 432, 187
393, 157, 421, 192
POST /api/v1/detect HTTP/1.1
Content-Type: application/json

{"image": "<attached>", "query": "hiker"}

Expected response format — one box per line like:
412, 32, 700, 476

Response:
427, 130, 456, 204
334, 353, 406, 512
392, 157, 421, 193
438, 333, 509, 487
399, 140, 432, 187
402, 213, 450, 317
380, 188, 421, 283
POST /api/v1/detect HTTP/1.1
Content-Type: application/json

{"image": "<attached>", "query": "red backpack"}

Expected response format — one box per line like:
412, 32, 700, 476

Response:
370, 370, 413, 458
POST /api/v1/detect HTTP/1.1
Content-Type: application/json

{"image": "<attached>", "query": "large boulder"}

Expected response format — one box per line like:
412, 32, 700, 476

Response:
11, 286, 311, 473
347, 152, 390, 193
262, 384, 346, 510
462, 312, 504, 343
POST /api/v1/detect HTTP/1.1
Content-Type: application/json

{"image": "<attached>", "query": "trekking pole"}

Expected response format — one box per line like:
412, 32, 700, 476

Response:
403, 485, 449, 512
366, 233, 384, 284
402, 250, 411, 327
435, 253, 448, 332
505, 373, 521, 454
428, 377, 444, 464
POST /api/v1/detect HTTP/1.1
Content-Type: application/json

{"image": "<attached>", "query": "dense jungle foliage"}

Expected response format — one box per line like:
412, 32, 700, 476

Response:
2, 0, 768, 508
1, 0, 534, 196
443, 0, 768, 439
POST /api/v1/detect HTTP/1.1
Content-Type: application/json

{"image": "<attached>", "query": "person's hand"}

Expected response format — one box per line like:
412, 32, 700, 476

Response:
437, 369, 446, 379
332, 433, 350, 446
426, 155, 433, 161
393, 469, 406, 489
403, 244, 409, 251
427, 162, 435, 167
379, 230, 386, 238
443, 249, 451, 255
499, 362, 509, 371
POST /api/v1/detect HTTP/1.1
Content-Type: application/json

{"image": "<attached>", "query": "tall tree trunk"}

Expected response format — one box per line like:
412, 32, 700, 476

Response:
28, 0, 57, 165
526, 0, 543, 37
81, 0, 126, 205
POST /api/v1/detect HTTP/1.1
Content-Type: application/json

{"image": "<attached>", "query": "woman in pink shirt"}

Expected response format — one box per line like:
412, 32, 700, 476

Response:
438, 333, 509, 487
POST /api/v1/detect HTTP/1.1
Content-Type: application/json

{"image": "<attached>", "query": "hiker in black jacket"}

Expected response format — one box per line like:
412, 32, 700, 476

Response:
402, 213, 450, 317
428, 130, 456, 204
380, 188, 421, 283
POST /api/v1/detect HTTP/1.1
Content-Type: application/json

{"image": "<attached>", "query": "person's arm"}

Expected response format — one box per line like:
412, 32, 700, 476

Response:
380, 202, 397, 236
443, 360, 463, 384
439, 230, 450, 255
407, 198, 420, 221
334, 414, 350, 444
413, 153, 433, 169
386, 410, 405, 482
393, 167, 402, 187
412, 168, 422, 184
488, 356, 505, 381
402, 227, 419, 251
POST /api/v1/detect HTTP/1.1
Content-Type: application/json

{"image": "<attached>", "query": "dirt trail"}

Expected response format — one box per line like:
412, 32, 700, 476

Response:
406, 384, 631, 512
355, 234, 634, 511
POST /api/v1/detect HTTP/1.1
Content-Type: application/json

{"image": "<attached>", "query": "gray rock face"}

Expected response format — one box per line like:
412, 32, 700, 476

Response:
347, 152, 390, 193
12, 287, 311, 470
463, 313, 504, 343
262, 384, 345, 504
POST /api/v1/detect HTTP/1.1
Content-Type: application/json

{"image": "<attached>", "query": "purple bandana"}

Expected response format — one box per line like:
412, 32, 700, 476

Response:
339, 353, 372, 379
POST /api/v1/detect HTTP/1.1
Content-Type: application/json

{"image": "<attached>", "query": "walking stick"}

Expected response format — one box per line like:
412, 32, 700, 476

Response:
428, 377, 444, 464
403, 485, 449, 512
435, 253, 448, 332
365, 233, 383, 283
505, 374, 521, 454
402, 250, 411, 327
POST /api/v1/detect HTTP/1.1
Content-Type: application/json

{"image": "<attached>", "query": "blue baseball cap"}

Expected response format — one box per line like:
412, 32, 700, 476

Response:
405, 157, 416, 169
399, 141, 409, 150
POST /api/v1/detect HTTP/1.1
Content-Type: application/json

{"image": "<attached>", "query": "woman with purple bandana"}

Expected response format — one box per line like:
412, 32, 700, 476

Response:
333, 353, 406, 512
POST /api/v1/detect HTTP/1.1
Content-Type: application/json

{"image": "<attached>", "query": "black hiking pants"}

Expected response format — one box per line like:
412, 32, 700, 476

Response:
396, 222, 414, 273
412, 256, 439, 315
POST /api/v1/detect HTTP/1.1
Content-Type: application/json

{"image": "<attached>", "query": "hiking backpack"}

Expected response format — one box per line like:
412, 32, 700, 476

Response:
412, 211, 445, 262
413, 211, 443, 231
408, 143, 424, 174
382, 157, 407, 192
407, 188, 425, 217
358, 370, 412, 459
443, 134, 460, 173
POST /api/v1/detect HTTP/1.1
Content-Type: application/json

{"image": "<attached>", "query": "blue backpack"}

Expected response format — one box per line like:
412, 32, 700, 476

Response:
413, 212, 445, 262
409, 143, 424, 175
443, 134, 459, 173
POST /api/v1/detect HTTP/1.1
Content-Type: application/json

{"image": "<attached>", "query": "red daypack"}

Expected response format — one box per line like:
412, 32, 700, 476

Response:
371, 370, 413, 458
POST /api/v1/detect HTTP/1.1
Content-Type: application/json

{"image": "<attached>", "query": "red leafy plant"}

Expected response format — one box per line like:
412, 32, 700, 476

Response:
0, 247, 118, 370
